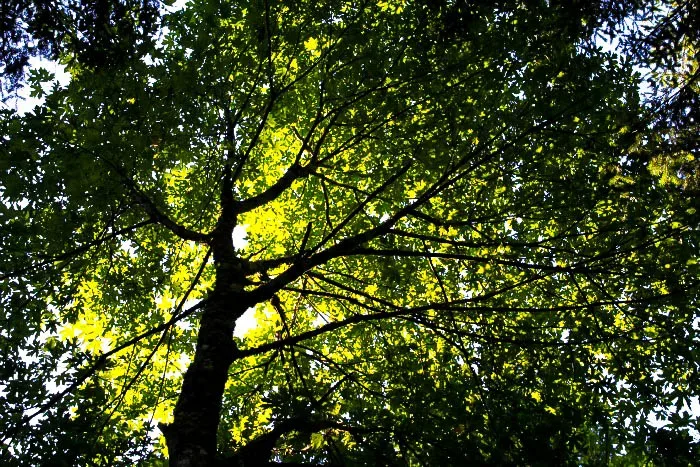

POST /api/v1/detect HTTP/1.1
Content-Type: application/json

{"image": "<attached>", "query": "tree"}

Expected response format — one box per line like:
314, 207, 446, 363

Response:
1, 0, 698, 465
0, 0, 161, 98
605, 0, 700, 195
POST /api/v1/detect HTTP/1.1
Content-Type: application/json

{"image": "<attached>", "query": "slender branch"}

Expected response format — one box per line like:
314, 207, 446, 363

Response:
340, 248, 617, 274
236, 308, 408, 359
263, 0, 276, 92
233, 86, 391, 215
1, 219, 153, 281
231, 95, 277, 184
312, 161, 412, 252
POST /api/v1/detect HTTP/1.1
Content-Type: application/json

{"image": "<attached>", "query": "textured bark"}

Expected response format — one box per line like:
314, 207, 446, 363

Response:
161, 162, 272, 464
162, 289, 242, 466
163, 223, 249, 466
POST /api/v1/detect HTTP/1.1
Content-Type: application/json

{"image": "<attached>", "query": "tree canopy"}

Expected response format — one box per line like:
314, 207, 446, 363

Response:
0, 0, 162, 97
1, 0, 698, 465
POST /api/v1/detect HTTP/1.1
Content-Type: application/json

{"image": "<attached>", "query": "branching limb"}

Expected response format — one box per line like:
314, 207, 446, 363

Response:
98, 156, 211, 243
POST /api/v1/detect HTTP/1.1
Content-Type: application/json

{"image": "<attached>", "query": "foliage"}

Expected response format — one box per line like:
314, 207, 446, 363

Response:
1, 0, 698, 465
0, 0, 161, 98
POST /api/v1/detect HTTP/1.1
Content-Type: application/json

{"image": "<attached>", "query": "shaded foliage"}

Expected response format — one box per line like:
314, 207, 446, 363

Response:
0, 0, 160, 97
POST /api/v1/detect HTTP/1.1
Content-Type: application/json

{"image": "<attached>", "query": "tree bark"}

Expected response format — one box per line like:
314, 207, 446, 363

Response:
161, 201, 250, 465
162, 288, 243, 466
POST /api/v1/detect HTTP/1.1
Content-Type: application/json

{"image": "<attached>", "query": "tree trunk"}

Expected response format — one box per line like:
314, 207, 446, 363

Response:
161, 289, 242, 466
